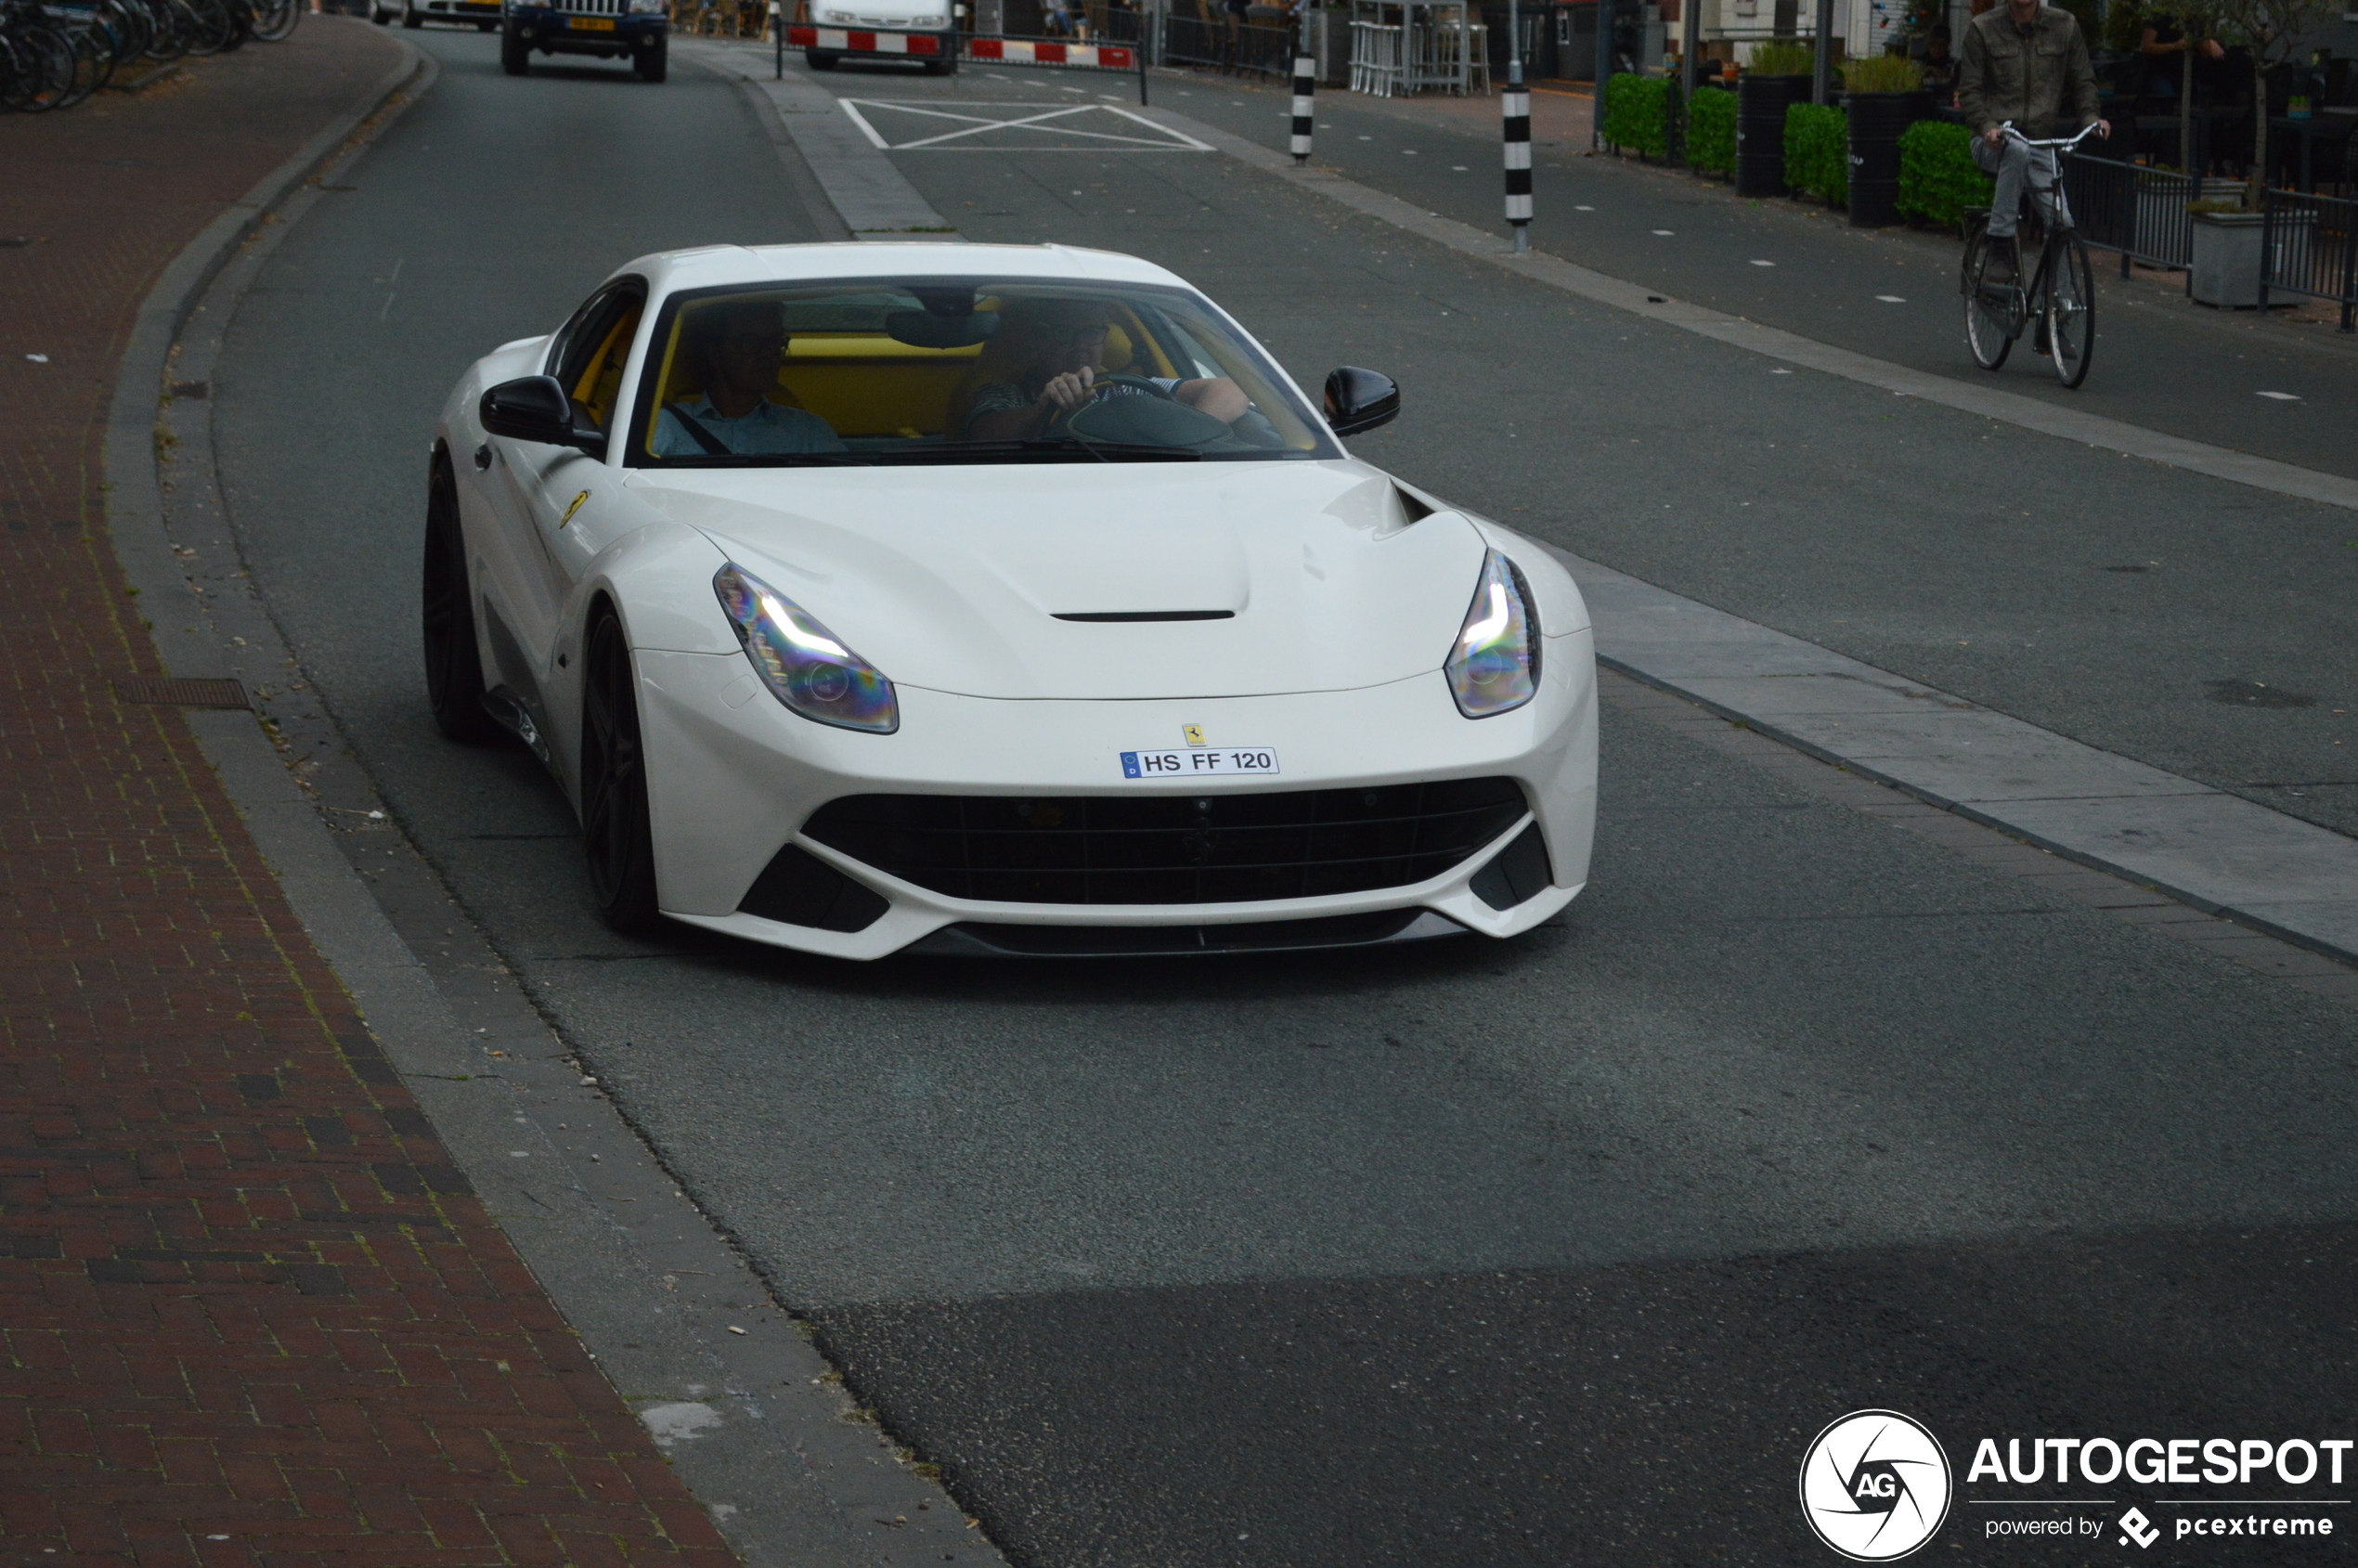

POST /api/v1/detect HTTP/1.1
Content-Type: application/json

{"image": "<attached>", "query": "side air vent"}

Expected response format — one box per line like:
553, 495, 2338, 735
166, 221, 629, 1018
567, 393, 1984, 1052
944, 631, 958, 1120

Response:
739, 845, 888, 932
1470, 822, 1554, 911
1052, 611, 1236, 623
1394, 486, 1436, 525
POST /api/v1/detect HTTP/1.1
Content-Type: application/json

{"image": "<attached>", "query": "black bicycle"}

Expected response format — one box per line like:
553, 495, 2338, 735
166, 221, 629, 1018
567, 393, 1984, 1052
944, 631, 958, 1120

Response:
1961, 122, 2102, 389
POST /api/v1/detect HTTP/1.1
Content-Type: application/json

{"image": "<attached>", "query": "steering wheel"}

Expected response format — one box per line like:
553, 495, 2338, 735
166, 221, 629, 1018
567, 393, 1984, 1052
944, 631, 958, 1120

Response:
1043, 372, 1173, 434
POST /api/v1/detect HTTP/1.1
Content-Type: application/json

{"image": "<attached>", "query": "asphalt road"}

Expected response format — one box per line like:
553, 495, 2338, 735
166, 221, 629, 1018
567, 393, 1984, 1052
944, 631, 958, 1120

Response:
212, 31, 2358, 1565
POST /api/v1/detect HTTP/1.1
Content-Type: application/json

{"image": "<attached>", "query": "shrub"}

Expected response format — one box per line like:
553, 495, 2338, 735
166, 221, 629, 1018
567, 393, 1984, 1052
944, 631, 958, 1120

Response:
1896, 118, 1993, 227
1748, 39, 1813, 74
1839, 52, 1922, 92
1602, 72, 1671, 158
1784, 101, 1848, 204
1687, 84, 1736, 175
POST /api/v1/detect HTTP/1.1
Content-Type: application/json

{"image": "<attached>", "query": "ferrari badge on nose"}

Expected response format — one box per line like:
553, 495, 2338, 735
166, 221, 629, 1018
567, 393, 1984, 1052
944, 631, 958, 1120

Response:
1183, 725, 1207, 746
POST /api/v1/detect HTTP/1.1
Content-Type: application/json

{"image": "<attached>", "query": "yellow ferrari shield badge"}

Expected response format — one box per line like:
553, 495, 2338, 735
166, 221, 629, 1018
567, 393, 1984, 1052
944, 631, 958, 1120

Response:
559, 490, 590, 528
1182, 725, 1207, 747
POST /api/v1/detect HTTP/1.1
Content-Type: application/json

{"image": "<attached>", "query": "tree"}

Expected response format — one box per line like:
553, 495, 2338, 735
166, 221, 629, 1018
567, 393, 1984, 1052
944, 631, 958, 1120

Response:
2143, 0, 2229, 175
2213, 0, 2335, 204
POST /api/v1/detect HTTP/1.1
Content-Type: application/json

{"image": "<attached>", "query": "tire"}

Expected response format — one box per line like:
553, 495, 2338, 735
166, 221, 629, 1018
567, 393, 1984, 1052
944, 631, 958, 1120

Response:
250, 0, 299, 39
401, 0, 422, 27
476, 18, 496, 27
580, 609, 663, 935
2045, 233, 2096, 390
1963, 228, 2015, 372
805, 46, 836, 67
500, 21, 528, 70
369, 0, 389, 20
421, 455, 503, 745
923, 53, 952, 73
635, 34, 665, 78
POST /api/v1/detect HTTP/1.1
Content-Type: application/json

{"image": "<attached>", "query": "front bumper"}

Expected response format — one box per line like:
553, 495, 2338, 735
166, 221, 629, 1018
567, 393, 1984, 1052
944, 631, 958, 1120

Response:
633, 629, 1599, 960
414, 0, 500, 17
506, 6, 667, 51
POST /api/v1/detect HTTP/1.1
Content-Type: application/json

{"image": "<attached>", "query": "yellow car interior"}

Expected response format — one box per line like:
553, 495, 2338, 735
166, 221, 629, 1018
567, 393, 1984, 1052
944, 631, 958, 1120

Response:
641, 294, 1173, 447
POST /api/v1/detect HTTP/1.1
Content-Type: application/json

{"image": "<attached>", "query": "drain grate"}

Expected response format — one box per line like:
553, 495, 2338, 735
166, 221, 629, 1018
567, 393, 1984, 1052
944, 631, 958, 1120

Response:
115, 677, 250, 710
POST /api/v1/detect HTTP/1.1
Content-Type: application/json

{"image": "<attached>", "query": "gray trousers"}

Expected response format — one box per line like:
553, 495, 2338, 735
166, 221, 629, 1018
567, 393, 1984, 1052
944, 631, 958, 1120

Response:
1972, 137, 2058, 240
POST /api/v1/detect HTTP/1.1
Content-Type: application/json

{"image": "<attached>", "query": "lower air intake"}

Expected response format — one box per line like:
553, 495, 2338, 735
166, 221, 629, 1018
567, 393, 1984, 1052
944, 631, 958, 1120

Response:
801, 778, 1527, 906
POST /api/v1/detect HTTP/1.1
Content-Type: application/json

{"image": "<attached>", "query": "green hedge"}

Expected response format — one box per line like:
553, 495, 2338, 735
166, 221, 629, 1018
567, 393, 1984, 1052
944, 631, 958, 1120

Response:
1686, 85, 1736, 175
1896, 119, 1994, 227
1602, 73, 1671, 159
1784, 102, 1847, 205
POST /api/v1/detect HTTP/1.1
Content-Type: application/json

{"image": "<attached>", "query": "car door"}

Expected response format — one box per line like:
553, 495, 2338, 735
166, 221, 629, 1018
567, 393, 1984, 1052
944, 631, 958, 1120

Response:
475, 278, 646, 745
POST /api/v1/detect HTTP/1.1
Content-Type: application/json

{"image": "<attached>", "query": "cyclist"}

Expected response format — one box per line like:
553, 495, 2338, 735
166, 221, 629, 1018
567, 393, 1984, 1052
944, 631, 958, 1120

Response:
1956, 0, 2108, 282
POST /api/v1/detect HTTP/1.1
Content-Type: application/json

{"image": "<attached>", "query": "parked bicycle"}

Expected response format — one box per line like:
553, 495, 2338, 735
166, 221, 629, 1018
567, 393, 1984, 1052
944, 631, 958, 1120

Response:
1960, 122, 2104, 389
2, 0, 294, 113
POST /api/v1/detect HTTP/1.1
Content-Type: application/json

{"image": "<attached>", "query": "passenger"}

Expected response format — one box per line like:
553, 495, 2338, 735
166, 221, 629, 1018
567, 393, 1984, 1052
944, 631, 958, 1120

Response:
963, 297, 1249, 441
654, 300, 844, 457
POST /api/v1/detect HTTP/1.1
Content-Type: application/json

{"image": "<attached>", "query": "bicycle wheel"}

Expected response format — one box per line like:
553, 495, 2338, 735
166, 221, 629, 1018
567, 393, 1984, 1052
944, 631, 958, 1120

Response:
181, 0, 235, 55
2045, 232, 2096, 389
247, 0, 296, 40
1963, 227, 2015, 372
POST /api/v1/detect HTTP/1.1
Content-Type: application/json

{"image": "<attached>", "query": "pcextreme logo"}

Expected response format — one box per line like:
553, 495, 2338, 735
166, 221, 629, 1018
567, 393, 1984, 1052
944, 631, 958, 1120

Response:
1799, 1410, 1955, 1562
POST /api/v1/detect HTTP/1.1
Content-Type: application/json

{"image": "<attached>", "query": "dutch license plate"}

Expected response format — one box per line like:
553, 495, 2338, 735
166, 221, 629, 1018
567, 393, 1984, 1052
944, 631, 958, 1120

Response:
1120, 746, 1278, 780
568, 15, 615, 28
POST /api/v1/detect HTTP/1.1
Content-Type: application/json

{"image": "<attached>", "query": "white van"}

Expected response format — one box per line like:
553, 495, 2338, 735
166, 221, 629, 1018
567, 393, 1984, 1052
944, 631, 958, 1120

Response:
801, 0, 959, 72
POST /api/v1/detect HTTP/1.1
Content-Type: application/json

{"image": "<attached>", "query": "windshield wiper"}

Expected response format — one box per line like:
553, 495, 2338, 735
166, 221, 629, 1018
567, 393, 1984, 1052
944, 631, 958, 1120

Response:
875, 439, 1203, 465
654, 452, 877, 467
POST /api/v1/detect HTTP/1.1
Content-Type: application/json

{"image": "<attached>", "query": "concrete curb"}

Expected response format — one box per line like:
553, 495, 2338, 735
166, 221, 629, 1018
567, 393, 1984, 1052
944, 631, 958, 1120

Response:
104, 28, 1004, 1568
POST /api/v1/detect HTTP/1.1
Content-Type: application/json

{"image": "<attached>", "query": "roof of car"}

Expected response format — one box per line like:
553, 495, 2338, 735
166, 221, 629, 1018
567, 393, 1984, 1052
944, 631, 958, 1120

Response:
610, 241, 1194, 295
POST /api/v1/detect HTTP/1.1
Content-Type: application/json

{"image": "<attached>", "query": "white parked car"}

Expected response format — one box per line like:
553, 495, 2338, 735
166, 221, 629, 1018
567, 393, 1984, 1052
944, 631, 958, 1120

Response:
425, 242, 1597, 958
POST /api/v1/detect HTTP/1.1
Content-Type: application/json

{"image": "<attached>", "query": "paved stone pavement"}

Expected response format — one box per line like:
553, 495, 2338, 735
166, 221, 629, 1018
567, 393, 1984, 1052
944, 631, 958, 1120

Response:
0, 21, 739, 1566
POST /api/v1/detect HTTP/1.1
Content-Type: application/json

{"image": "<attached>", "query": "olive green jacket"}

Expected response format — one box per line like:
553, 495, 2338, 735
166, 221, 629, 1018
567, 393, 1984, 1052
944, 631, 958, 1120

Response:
1957, 4, 2100, 139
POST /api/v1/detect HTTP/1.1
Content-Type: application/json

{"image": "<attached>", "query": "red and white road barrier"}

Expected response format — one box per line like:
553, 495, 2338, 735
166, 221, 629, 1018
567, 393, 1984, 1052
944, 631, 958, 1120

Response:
785, 23, 944, 53
963, 35, 1134, 68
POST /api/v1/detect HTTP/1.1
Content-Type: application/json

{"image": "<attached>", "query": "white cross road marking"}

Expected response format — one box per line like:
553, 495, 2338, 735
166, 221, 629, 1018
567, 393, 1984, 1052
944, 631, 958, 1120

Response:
1575, 203, 1595, 210
1652, 228, 1675, 235
838, 99, 1211, 152
1751, 258, 1776, 266
1876, 294, 1907, 302
2257, 390, 2301, 400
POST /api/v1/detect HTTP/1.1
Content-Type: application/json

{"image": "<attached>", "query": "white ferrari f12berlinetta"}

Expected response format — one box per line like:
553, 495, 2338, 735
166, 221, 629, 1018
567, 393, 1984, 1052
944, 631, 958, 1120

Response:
425, 241, 1596, 959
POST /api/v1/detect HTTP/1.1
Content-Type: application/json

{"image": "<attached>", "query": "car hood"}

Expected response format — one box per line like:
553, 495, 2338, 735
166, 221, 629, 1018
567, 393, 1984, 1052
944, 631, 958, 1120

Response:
625, 461, 1489, 701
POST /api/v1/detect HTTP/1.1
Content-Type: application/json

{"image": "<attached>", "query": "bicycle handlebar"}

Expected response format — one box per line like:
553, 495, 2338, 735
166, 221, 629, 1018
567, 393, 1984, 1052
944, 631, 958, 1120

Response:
1999, 120, 2105, 150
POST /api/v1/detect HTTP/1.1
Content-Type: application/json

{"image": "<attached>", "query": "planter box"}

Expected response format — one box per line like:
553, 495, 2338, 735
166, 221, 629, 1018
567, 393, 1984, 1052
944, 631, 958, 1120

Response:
2191, 210, 2317, 307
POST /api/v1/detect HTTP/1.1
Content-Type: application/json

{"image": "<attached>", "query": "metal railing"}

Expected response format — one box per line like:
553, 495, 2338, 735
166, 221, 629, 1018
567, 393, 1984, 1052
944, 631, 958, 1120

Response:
1161, 10, 1289, 75
2262, 186, 2358, 331
2062, 154, 2196, 278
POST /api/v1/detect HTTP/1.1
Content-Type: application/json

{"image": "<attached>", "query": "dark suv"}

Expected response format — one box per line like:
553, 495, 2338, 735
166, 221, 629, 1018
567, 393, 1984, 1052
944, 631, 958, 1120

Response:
501, 0, 667, 81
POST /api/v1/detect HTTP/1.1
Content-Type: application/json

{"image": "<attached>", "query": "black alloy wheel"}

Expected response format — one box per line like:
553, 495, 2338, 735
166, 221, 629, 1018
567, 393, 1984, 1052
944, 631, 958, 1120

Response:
580, 609, 662, 934
635, 34, 665, 80
421, 454, 502, 744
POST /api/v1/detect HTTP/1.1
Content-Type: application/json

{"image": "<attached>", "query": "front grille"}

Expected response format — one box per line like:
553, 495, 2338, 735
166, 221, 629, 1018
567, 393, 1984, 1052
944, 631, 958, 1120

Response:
552, 0, 620, 16
801, 778, 1526, 906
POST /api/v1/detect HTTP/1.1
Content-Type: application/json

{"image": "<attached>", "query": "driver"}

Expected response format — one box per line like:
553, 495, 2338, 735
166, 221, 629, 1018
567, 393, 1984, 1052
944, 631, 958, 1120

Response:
654, 300, 845, 458
963, 297, 1249, 441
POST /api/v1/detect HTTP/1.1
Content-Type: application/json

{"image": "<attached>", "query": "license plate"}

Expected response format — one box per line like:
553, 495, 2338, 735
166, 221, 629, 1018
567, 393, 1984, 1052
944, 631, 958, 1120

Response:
1120, 747, 1278, 779
568, 15, 615, 28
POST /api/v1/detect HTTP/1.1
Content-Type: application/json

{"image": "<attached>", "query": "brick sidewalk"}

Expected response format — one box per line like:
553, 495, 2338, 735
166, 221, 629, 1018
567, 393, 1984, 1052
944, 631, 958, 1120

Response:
0, 22, 739, 1567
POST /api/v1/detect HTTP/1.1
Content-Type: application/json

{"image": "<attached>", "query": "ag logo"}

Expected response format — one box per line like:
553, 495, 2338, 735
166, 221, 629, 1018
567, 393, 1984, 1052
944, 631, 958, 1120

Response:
1799, 1409, 1952, 1562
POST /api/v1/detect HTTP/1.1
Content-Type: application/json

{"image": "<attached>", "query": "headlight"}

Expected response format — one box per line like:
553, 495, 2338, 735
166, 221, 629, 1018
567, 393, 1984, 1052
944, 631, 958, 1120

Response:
1445, 549, 1540, 718
822, 8, 853, 18
714, 564, 899, 734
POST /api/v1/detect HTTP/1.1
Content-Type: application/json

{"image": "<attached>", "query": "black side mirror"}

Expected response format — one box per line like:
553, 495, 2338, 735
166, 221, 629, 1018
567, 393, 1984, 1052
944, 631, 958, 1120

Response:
480, 375, 604, 455
1324, 367, 1400, 436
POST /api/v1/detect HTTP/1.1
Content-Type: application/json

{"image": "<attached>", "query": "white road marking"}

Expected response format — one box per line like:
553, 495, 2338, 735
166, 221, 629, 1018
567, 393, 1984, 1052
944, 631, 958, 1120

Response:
1751, 258, 1775, 266
1876, 294, 1907, 303
1652, 228, 1674, 235
2257, 390, 2301, 400
838, 98, 1210, 152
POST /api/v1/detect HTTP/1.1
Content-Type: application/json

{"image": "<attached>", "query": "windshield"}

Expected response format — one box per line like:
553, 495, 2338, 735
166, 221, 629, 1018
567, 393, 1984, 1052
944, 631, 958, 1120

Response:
625, 278, 1336, 467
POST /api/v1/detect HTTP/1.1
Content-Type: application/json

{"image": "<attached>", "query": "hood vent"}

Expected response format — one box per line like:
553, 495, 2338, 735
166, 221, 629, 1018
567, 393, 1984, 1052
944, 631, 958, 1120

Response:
1053, 610, 1236, 623
1394, 486, 1436, 525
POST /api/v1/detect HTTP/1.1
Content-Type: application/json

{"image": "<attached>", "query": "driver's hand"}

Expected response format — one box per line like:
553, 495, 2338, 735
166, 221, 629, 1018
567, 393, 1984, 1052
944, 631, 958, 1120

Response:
1039, 366, 1096, 414
1983, 125, 2004, 146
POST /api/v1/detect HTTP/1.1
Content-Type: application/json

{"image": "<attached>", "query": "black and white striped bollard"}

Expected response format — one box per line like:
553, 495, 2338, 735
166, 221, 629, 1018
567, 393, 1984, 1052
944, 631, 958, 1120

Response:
1290, 33, 1315, 165
1502, 66, 1531, 253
